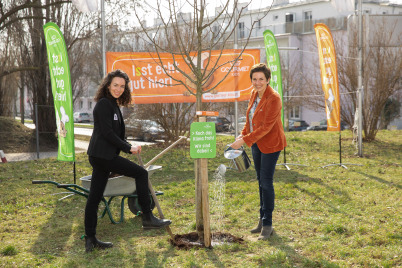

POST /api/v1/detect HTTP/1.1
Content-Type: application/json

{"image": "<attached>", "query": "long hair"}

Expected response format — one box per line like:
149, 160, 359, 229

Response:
94, 69, 131, 106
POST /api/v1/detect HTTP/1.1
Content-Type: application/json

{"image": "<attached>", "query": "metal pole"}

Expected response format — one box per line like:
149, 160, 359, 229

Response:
35, 103, 40, 159
357, 0, 363, 157
234, 7, 239, 137
101, 0, 106, 77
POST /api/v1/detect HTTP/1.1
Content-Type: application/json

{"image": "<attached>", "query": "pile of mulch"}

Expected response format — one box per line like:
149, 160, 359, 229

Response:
169, 232, 245, 249
0, 116, 57, 153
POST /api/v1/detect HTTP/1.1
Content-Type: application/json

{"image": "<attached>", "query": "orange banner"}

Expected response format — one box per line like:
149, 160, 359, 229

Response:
314, 23, 341, 131
106, 49, 260, 104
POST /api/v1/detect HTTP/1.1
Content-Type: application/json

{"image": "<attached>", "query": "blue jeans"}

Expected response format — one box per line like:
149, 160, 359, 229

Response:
251, 144, 281, 226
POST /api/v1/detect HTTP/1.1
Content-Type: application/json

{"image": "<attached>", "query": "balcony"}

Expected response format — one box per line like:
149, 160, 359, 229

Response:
228, 16, 348, 40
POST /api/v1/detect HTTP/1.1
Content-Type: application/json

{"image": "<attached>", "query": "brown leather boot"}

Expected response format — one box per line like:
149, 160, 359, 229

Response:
258, 226, 274, 240
250, 219, 262, 233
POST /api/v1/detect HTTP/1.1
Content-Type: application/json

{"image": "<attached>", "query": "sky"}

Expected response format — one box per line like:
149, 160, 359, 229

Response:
123, 0, 402, 28
135, 0, 402, 27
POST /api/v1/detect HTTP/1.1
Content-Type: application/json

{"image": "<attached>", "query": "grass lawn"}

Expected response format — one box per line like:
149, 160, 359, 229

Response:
0, 130, 401, 267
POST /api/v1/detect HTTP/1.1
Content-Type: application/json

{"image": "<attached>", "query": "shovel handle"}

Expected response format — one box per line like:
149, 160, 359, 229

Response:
136, 152, 174, 239
137, 153, 144, 167
147, 179, 174, 239
144, 136, 186, 168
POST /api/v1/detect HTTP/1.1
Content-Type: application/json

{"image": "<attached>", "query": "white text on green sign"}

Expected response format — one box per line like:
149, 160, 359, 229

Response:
190, 122, 216, 158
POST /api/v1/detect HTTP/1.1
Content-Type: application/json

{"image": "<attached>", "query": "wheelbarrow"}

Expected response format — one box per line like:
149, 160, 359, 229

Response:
32, 165, 162, 224
32, 136, 187, 225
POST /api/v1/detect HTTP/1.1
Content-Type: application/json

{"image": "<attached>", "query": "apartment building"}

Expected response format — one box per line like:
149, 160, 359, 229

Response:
75, 0, 401, 128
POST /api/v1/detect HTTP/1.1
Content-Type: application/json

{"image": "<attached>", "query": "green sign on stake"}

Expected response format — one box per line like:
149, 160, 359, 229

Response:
190, 122, 216, 158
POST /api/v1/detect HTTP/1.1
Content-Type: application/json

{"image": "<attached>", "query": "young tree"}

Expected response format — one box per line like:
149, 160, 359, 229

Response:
132, 0, 267, 111
131, 0, 270, 245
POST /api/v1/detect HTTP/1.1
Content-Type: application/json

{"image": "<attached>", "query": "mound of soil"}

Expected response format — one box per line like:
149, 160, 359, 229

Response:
169, 232, 244, 250
0, 116, 57, 153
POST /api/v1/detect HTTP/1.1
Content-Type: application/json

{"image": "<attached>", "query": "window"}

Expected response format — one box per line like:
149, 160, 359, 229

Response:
79, 100, 83, 109
256, 19, 261, 28
88, 101, 92, 109
303, 10, 313, 31
238, 22, 245, 39
212, 25, 219, 40
285, 13, 294, 23
304, 11, 312, 20
290, 106, 300, 119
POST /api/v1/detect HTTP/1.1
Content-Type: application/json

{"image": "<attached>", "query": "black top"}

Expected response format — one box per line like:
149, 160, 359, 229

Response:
87, 98, 131, 160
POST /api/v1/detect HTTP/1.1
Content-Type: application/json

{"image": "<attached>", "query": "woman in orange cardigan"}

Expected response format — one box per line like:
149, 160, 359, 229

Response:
230, 63, 287, 240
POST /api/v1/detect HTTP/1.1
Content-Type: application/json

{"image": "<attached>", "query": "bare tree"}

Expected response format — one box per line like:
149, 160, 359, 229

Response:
1, 0, 133, 132
132, 0, 268, 111
340, 15, 401, 141
300, 15, 401, 141
129, 0, 271, 245
281, 56, 306, 128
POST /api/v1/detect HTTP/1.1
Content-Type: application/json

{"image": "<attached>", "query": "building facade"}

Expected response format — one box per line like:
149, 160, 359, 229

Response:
74, 0, 402, 129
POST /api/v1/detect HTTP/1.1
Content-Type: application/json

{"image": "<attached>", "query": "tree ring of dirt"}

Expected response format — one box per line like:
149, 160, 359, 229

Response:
169, 232, 244, 250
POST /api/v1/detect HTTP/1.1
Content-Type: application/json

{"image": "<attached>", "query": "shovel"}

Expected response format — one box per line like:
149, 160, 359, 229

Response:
137, 152, 174, 239
135, 136, 186, 239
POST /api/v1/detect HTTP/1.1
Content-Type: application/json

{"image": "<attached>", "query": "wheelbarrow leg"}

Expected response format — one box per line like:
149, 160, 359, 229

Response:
99, 196, 125, 224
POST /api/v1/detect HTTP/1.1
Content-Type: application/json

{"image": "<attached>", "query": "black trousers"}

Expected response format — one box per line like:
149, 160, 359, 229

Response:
85, 155, 151, 237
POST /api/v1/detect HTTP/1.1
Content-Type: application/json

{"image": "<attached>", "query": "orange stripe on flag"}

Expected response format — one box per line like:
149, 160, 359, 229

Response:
314, 23, 341, 131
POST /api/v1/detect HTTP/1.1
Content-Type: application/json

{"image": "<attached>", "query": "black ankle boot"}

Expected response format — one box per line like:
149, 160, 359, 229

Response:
85, 236, 113, 253
142, 212, 172, 229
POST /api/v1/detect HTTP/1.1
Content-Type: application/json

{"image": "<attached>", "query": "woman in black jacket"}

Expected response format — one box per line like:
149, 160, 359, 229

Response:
84, 69, 171, 253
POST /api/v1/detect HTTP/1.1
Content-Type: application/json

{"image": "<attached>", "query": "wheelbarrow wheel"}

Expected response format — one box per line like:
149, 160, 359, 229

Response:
127, 191, 156, 215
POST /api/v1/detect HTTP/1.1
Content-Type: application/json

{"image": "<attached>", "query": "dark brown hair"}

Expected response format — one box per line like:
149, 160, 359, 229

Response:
94, 69, 131, 106
249, 63, 271, 81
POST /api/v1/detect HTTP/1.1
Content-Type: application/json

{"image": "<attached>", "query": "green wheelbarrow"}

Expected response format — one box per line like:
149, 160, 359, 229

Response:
32, 165, 164, 224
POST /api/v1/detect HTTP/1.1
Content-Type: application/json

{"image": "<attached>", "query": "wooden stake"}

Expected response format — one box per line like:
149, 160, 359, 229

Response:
194, 116, 211, 247
201, 158, 211, 247
195, 158, 204, 239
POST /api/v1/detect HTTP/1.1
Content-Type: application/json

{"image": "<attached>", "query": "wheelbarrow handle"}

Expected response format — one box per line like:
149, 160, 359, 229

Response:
57, 183, 79, 188
32, 180, 48, 184
32, 180, 59, 186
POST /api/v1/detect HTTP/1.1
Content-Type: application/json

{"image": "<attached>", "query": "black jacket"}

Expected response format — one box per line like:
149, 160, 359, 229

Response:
87, 98, 131, 160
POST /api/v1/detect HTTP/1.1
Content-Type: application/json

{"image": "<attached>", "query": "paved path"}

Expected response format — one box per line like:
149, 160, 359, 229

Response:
4, 139, 153, 162
5, 140, 89, 162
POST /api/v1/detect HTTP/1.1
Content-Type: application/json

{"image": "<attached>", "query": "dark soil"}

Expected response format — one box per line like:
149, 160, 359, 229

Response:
169, 232, 244, 250
0, 116, 58, 153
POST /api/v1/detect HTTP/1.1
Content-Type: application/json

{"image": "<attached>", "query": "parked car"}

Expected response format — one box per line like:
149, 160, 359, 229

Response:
231, 116, 247, 132
125, 119, 166, 141
288, 119, 309, 131
307, 119, 327, 131
73, 112, 91, 123
307, 119, 348, 131
206, 116, 231, 132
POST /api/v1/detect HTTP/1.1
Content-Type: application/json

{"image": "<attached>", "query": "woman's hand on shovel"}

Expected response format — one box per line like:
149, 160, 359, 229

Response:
130, 145, 142, 154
